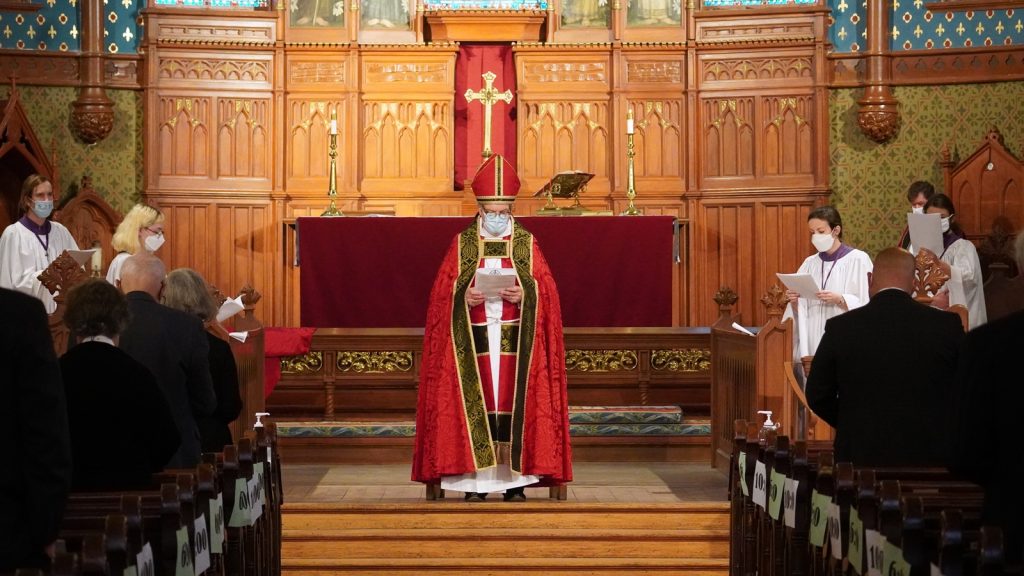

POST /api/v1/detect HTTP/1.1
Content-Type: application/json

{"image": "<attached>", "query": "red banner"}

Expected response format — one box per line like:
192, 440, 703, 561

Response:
455, 44, 517, 189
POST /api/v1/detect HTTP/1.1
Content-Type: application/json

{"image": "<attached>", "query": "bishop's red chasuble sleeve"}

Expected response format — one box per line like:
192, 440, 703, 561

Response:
412, 220, 572, 485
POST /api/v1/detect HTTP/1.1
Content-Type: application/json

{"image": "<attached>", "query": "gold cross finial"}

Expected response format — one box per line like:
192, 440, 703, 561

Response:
464, 71, 513, 160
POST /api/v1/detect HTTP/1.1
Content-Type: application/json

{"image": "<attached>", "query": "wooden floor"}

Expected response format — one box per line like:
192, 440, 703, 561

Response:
282, 461, 729, 504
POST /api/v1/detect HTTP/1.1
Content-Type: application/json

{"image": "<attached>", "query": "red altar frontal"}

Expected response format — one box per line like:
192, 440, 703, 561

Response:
297, 216, 677, 328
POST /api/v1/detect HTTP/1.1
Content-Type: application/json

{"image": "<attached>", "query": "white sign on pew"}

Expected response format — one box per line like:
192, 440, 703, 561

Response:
210, 493, 226, 554
229, 478, 252, 528
883, 539, 911, 576
809, 490, 829, 547
783, 478, 799, 528
753, 461, 768, 509
175, 526, 195, 576
255, 462, 267, 518
135, 543, 155, 576
848, 508, 864, 575
931, 563, 943, 576
193, 513, 211, 575
864, 528, 883, 576
828, 502, 843, 560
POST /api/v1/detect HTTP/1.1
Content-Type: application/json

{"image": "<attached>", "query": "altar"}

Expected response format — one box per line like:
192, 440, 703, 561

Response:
296, 215, 678, 328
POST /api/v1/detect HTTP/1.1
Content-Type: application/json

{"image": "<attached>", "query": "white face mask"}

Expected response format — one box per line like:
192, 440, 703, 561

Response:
911, 206, 924, 215
940, 217, 951, 234
811, 232, 835, 253
144, 233, 165, 253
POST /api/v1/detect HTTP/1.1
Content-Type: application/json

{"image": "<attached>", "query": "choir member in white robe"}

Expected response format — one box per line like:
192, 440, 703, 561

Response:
923, 193, 987, 330
0, 174, 79, 314
106, 203, 165, 285
783, 205, 873, 362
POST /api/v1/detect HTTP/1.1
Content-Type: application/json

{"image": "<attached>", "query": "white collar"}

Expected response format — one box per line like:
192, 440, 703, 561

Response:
80, 335, 116, 346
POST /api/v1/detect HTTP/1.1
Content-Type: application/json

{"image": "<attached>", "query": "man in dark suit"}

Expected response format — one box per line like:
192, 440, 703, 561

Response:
0, 288, 71, 572
950, 234, 1024, 567
118, 254, 216, 468
806, 247, 964, 467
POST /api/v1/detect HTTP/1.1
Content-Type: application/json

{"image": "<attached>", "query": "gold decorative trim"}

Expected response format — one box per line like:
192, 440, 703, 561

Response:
285, 41, 353, 48
565, 350, 638, 372
159, 39, 275, 47
281, 351, 324, 374
696, 35, 815, 46
337, 351, 414, 373
651, 349, 711, 372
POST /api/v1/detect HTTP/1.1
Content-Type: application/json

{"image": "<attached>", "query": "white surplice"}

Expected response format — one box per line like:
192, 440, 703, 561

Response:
938, 237, 987, 330
783, 246, 873, 360
0, 219, 79, 313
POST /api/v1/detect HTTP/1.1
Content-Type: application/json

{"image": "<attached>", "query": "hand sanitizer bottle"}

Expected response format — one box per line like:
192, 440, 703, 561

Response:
756, 410, 778, 444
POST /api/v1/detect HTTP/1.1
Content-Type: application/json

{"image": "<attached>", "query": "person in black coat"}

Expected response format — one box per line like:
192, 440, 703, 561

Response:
950, 234, 1024, 567
0, 287, 71, 572
806, 247, 965, 467
59, 279, 181, 490
118, 254, 216, 468
162, 268, 243, 453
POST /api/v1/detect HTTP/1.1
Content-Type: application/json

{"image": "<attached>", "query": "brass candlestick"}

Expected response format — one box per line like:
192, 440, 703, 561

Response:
322, 109, 343, 217
621, 108, 642, 216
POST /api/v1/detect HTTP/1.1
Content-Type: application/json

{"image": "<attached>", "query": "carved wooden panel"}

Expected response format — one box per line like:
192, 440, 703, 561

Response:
691, 198, 820, 326
627, 99, 684, 181
287, 99, 350, 192
158, 96, 213, 178
159, 200, 275, 322
519, 101, 611, 194
693, 14, 818, 45
156, 52, 273, 89
359, 50, 457, 194
360, 101, 453, 193
702, 97, 756, 180
701, 55, 814, 84
217, 98, 271, 180
761, 96, 814, 176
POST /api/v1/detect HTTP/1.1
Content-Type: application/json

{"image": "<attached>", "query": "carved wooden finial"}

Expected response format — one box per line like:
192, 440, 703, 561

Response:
239, 283, 262, 310
985, 126, 1004, 145
760, 284, 788, 317
37, 251, 90, 300
940, 142, 951, 163
713, 286, 738, 316
208, 283, 228, 307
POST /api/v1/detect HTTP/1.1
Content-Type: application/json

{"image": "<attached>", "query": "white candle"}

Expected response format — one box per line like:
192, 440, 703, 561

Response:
330, 119, 337, 135
626, 109, 634, 135
91, 245, 102, 272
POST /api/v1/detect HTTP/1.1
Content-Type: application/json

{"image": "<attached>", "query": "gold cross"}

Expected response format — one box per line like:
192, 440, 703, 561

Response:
464, 71, 513, 160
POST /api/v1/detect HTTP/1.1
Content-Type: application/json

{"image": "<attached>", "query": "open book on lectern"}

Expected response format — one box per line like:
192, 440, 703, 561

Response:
533, 170, 595, 199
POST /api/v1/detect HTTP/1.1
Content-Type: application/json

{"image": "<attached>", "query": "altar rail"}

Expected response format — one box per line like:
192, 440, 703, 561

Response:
266, 327, 711, 421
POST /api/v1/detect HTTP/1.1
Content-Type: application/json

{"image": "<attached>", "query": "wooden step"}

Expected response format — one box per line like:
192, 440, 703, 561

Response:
282, 501, 730, 574
283, 556, 729, 575
284, 502, 728, 530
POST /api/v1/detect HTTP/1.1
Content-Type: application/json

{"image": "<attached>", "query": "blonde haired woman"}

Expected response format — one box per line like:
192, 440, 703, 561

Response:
107, 203, 164, 284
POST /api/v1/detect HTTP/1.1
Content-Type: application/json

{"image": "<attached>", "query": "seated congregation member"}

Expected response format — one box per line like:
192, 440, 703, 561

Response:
161, 268, 242, 453
0, 174, 80, 313
806, 247, 964, 467
60, 279, 180, 489
118, 254, 216, 468
922, 193, 987, 329
950, 232, 1024, 568
783, 205, 873, 362
0, 287, 71, 572
107, 203, 165, 284
896, 180, 935, 249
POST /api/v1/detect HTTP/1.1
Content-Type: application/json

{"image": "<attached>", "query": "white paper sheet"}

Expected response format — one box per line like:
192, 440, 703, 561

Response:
907, 212, 943, 257
474, 268, 517, 298
776, 272, 821, 300
216, 295, 244, 323
68, 248, 98, 267
228, 331, 248, 343
731, 322, 755, 336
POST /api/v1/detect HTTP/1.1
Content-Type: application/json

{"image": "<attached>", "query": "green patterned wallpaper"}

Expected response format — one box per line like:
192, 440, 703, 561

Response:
829, 81, 1024, 257
18, 86, 142, 215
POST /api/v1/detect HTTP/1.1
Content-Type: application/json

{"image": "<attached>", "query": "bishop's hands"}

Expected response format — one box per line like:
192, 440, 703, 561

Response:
466, 285, 523, 307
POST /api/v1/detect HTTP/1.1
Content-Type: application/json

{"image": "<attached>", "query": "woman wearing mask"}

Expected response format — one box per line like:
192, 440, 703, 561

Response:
0, 174, 80, 313
107, 203, 165, 284
922, 193, 986, 329
161, 268, 243, 453
784, 205, 874, 362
